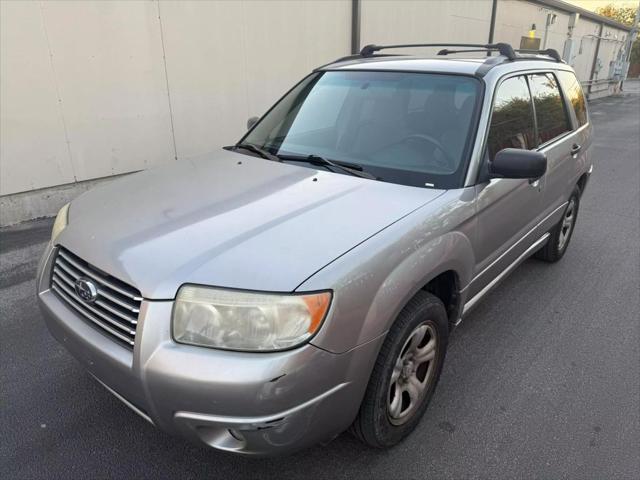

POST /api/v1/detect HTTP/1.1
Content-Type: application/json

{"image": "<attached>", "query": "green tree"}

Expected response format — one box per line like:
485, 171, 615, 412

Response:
596, 3, 639, 70
595, 4, 637, 26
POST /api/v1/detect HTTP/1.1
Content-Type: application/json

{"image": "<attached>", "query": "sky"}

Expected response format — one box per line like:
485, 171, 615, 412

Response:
564, 0, 639, 12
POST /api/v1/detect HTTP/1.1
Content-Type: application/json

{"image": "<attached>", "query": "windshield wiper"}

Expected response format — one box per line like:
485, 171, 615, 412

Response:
230, 145, 377, 180
278, 154, 377, 180
232, 143, 280, 162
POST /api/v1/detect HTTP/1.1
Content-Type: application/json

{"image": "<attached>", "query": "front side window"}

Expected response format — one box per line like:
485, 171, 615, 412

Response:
556, 70, 588, 127
486, 75, 536, 161
241, 71, 481, 189
528, 73, 571, 144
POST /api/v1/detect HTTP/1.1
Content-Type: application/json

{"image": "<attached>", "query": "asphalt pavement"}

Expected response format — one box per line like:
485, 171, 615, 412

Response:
1, 84, 639, 479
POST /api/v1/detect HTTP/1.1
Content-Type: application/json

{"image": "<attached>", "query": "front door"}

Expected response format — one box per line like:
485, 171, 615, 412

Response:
469, 74, 544, 299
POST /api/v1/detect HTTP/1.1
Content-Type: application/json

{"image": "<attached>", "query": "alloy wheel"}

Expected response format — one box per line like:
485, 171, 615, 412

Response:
387, 322, 438, 425
558, 198, 576, 251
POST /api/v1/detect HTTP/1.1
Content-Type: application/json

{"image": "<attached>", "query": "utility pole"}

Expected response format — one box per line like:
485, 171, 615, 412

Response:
588, 23, 604, 95
620, 2, 640, 91
351, 0, 361, 54
622, 3, 640, 84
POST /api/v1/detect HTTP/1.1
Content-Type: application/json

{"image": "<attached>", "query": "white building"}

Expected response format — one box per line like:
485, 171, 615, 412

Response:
0, 0, 632, 225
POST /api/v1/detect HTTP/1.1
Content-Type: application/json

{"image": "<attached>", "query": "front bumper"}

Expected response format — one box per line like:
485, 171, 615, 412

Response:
37, 243, 382, 455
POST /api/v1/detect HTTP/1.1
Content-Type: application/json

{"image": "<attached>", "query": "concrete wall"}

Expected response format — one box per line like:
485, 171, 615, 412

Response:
0, 0, 631, 225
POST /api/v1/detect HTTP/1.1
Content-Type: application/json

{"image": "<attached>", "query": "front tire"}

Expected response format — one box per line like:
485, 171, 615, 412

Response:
535, 185, 581, 263
352, 291, 449, 448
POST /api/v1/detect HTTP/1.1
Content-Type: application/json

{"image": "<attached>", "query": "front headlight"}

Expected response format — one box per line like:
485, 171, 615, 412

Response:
51, 203, 69, 244
172, 285, 332, 352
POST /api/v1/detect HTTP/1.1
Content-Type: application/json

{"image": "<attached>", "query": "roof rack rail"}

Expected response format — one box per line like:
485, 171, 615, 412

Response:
514, 48, 563, 62
437, 49, 491, 56
317, 42, 565, 75
360, 43, 517, 60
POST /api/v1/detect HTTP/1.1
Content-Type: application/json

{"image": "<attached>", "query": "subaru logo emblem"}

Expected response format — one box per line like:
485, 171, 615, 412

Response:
75, 277, 98, 303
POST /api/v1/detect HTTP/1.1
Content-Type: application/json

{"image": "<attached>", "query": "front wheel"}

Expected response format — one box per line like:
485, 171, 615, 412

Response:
535, 185, 581, 263
351, 291, 449, 448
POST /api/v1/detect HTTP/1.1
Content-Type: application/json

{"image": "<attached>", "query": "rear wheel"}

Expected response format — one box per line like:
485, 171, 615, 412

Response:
535, 185, 581, 263
352, 291, 448, 448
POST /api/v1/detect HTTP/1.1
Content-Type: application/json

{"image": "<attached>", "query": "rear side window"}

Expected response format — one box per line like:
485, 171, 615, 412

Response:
486, 75, 536, 160
556, 70, 588, 127
528, 73, 571, 144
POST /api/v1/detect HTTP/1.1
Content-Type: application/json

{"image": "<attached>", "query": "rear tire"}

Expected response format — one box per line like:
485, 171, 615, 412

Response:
535, 185, 581, 263
351, 291, 449, 448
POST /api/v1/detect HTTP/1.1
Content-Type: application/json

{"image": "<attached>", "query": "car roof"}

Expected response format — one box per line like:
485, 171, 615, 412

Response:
318, 54, 575, 78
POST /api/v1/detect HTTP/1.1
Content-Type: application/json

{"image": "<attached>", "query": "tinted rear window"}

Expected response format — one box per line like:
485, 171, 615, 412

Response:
556, 70, 588, 127
528, 73, 571, 144
487, 75, 536, 160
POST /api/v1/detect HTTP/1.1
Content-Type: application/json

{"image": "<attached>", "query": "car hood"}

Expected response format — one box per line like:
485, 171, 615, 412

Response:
58, 150, 444, 299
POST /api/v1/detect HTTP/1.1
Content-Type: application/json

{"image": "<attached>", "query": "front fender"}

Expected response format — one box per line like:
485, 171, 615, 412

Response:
301, 190, 476, 354
375, 230, 474, 328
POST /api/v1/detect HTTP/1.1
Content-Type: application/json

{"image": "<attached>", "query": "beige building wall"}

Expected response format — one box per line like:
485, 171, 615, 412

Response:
0, 0, 350, 205
570, 18, 602, 81
494, 1, 628, 91
0, 1, 175, 197
0, 0, 631, 225
494, 0, 571, 52
1, 1, 76, 196
159, 0, 350, 161
360, 0, 493, 47
595, 24, 628, 81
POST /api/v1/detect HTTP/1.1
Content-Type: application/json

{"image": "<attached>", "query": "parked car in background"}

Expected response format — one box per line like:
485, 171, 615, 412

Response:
37, 42, 592, 455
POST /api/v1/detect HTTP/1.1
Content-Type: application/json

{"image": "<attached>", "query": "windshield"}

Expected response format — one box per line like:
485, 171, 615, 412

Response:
240, 71, 481, 189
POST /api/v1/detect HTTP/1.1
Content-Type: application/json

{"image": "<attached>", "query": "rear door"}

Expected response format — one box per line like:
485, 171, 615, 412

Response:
469, 74, 544, 299
527, 72, 576, 220
552, 70, 593, 206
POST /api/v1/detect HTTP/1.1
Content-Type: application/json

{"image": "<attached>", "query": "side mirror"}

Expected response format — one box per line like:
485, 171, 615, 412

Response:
247, 116, 259, 131
489, 148, 547, 179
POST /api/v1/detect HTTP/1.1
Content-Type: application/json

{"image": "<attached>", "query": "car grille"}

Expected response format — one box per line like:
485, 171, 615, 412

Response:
50, 247, 142, 348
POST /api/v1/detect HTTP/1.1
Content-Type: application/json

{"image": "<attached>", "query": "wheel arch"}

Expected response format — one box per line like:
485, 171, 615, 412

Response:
576, 171, 589, 196
420, 270, 462, 330
360, 231, 474, 346
305, 230, 475, 354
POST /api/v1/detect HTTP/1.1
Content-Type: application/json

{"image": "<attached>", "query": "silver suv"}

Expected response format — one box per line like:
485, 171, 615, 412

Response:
37, 42, 592, 455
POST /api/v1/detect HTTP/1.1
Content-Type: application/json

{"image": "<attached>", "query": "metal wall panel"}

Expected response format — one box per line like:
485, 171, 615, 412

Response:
494, 0, 571, 53
571, 19, 602, 81
0, 0, 630, 201
1, 0, 175, 196
493, 0, 628, 84
159, 0, 351, 161
38, 1, 176, 184
361, 0, 493, 47
595, 25, 627, 82
0, 0, 351, 197
0, 1, 75, 195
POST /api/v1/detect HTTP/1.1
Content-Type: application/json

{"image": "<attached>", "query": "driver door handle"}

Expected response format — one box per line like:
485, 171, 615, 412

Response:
570, 144, 582, 156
